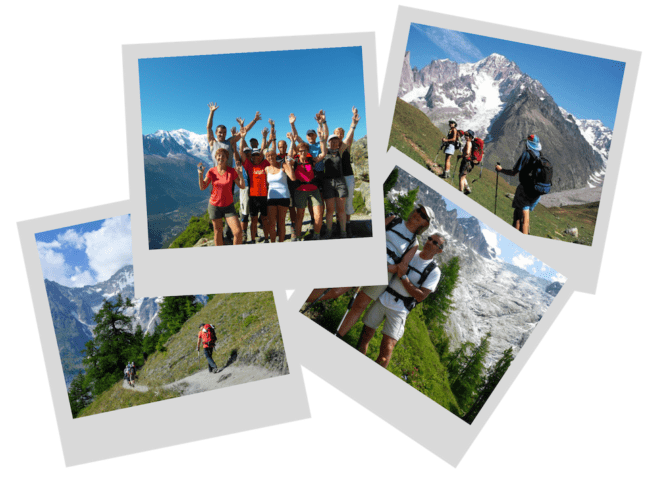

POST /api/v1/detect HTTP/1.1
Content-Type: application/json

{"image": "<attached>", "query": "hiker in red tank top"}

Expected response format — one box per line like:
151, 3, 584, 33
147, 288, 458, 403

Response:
198, 147, 245, 246
241, 127, 270, 243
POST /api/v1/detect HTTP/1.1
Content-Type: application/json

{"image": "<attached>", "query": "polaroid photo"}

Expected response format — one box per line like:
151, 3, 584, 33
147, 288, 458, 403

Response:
287, 153, 575, 465
17, 200, 309, 466
378, 7, 641, 293
123, 34, 384, 297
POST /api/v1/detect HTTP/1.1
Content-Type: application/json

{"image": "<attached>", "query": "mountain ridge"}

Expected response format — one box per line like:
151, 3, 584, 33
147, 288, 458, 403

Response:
399, 52, 609, 192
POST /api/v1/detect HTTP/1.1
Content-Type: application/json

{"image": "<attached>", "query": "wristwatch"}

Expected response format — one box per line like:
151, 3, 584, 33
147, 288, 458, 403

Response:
400, 274, 408, 281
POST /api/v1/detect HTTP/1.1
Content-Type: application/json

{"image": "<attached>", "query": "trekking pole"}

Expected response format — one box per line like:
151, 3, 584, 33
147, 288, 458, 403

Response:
336, 288, 360, 335
472, 160, 484, 184
300, 288, 332, 314
495, 162, 500, 215
451, 155, 460, 186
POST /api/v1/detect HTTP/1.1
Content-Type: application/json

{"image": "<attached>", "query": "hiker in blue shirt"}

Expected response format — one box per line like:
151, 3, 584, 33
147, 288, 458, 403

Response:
495, 134, 543, 235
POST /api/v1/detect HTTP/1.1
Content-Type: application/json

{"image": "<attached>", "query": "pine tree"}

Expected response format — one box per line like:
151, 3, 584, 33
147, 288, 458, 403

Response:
421, 256, 460, 359
462, 347, 514, 424
68, 372, 92, 418
155, 296, 202, 351
82, 294, 137, 396
449, 332, 491, 411
383, 167, 419, 220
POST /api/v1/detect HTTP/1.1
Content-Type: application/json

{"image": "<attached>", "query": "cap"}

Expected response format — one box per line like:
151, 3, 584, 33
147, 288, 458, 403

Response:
251, 149, 261, 156
306, 129, 317, 136
328, 134, 340, 141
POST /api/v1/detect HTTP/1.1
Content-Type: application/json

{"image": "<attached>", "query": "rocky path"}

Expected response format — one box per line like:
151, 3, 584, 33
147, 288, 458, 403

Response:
539, 186, 602, 208
122, 364, 281, 396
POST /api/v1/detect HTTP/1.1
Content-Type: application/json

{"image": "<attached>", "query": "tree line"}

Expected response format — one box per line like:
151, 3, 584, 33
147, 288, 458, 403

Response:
68, 294, 205, 418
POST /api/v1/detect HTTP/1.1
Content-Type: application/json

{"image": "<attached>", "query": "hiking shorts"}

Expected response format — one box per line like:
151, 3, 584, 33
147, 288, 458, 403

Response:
322, 177, 348, 200
363, 300, 407, 341
249, 196, 268, 217
344, 175, 355, 215
444, 144, 455, 155
239, 186, 250, 217
512, 183, 541, 212
295, 188, 323, 209
459, 158, 474, 176
360, 272, 395, 300
208, 203, 237, 220
267, 198, 290, 208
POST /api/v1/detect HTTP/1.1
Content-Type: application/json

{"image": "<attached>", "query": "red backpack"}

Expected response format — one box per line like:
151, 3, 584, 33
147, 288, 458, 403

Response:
458, 131, 484, 163
202, 324, 217, 348
471, 137, 484, 163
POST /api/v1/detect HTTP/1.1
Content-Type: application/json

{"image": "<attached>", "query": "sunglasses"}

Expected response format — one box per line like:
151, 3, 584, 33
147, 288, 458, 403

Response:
428, 238, 444, 250
416, 206, 430, 222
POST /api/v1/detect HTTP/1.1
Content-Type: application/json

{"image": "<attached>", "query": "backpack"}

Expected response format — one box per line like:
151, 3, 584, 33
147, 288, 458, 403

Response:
385, 216, 418, 264
203, 324, 217, 348
470, 137, 484, 163
385, 260, 440, 311
531, 154, 553, 195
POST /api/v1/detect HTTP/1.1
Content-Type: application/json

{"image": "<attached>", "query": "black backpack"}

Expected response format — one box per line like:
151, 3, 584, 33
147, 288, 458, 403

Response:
385, 216, 417, 264
522, 150, 552, 195
385, 260, 440, 311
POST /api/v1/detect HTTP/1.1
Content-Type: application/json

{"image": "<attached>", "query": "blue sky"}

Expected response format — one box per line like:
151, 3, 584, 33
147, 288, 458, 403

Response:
35, 215, 133, 288
139, 47, 367, 140
407, 23, 625, 129
444, 199, 564, 282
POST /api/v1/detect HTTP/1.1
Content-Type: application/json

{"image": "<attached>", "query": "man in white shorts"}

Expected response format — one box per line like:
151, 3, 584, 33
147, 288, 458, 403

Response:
358, 234, 445, 368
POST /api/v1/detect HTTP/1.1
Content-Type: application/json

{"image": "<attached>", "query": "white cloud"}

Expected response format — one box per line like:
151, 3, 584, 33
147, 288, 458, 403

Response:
551, 272, 567, 283
84, 215, 132, 282
512, 253, 535, 270
57, 229, 85, 249
36, 240, 95, 287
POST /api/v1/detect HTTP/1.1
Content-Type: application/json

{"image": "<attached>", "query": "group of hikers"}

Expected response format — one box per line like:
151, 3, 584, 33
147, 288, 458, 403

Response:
303, 204, 444, 368
123, 362, 137, 387
200, 102, 361, 245
434, 120, 552, 235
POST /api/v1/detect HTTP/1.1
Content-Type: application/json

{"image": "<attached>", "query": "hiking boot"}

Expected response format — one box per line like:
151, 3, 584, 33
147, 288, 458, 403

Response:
322, 229, 332, 240
312, 233, 320, 241
339, 231, 347, 239
464, 186, 471, 195
242, 231, 248, 244
439, 171, 450, 179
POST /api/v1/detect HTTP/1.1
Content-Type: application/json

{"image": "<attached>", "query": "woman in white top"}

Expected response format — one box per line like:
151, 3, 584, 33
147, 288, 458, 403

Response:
265, 128, 296, 243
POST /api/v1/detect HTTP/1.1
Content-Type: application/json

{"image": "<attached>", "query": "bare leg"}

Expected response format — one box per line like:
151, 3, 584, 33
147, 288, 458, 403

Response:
313, 205, 323, 234
260, 215, 270, 240
295, 209, 305, 237
267, 205, 278, 243
337, 291, 373, 337
306, 287, 354, 303
324, 198, 336, 235
241, 221, 248, 243
336, 197, 347, 234
444, 154, 452, 172
277, 205, 288, 242
225, 215, 243, 245
513, 209, 522, 232
357, 325, 376, 355
251, 216, 258, 242
212, 219, 224, 246
376, 334, 398, 368
521, 209, 530, 235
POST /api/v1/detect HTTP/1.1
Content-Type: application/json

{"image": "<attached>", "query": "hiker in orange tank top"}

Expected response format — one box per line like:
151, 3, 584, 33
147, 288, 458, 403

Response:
241, 127, 271, 243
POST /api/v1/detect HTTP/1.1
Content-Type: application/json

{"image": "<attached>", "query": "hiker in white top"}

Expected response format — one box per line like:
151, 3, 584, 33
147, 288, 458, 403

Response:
206, 102, 261, 168
358, 234, 445, 368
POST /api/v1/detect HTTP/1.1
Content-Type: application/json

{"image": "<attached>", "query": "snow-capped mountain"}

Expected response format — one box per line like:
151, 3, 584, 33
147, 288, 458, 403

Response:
559, 107, 612, 187
399, 52, 609, 191
45, 264, 207, 386
393, 167, 562, 365
143, 129, 211, 163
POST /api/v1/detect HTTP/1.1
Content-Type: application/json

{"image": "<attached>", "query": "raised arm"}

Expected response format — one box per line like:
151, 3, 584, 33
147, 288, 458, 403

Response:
289, 113, 302, 144
268, 124, 277, 154
283, 155, 297, 181
206, 102, 218, 143
234, 164, 246, 189
341, 106, 360, 154
231, 127, 242, 166
313, 128, 327, 162
287, 132, 296, 157
260, 127, 269, 152
230, 113, 261, 144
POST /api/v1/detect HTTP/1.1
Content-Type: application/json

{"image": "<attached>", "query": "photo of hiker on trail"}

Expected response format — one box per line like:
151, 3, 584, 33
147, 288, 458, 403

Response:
300, 166, 567, 424
389, 23, 627, 245
34, 215, 289, 418
137, 47, 371, 249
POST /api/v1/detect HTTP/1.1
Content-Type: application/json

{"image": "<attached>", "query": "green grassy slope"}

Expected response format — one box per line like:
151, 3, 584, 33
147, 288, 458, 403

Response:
305, 293, 461, 415
78, 292, 284, 417
388, 98, 597, 245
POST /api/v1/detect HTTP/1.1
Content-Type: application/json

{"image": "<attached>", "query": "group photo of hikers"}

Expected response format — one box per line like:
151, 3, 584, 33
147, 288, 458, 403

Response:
199, 104, 362, 245
137, 46, 371, 249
